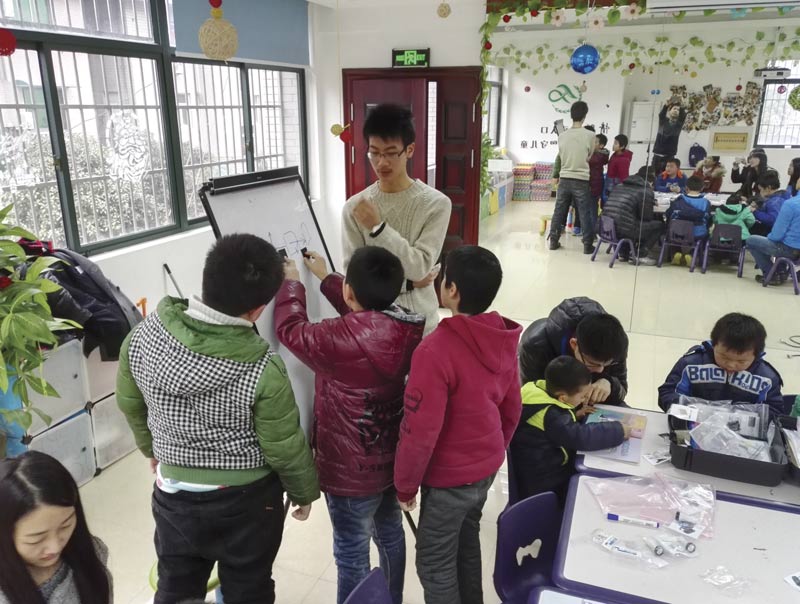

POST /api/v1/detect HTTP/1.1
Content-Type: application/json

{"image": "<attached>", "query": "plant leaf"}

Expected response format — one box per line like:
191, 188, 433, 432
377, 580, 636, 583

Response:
669, 47, 678, 59
25, 374, 59, 398
25, 256, 62, 281
30, 406, 52, 427
0, 408, 32, 431
756, 31, 765, 41
0, 351, 7, 395
608, 8, 620, 25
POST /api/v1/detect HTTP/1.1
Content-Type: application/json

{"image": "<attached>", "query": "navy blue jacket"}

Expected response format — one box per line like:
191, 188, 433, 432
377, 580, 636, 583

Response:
753, 191, 786, 228
510, 381, 625, 500
657, 341, 784, 417
666, 193, 711, 238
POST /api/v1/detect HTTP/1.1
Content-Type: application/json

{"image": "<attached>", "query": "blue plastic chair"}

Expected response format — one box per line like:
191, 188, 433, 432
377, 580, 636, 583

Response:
763, 256, 800, 295
493, 492, 562, 604
343, 568, 392, 604
591, 215, 634, 268
657, 219, 703, 272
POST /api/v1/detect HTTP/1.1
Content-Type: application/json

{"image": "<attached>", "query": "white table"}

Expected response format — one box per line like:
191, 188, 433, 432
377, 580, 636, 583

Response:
576, 406, 800, 510
554, 474, 800, 604
530, 586, 620, 603
653, 192, 728, 213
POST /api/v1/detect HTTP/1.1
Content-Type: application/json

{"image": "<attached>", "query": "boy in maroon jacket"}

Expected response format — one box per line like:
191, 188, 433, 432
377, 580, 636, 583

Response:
394, 245, 522, 604
275, 247, 425, 604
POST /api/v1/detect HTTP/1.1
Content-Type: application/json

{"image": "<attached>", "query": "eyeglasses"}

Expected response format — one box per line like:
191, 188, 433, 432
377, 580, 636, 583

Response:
367, 149, 407, 162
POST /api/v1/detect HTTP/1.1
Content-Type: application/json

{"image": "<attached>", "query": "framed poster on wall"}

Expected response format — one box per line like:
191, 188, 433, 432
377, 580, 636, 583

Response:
710, 128, 750, 153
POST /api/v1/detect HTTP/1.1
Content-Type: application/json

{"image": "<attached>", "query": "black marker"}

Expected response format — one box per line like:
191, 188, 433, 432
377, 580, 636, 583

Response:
301, 247, 310, 258
278, 248, 288, 259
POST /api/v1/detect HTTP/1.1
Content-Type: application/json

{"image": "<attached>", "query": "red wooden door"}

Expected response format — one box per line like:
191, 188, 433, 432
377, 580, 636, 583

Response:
434, 73, 481, 251
348, 78, 427, 193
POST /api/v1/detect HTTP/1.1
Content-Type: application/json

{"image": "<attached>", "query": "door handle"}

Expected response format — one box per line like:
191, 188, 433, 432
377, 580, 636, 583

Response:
471, 149, 474, 168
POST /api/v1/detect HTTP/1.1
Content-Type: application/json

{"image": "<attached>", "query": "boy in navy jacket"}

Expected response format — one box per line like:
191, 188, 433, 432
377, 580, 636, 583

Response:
655, 157, 688, 193
658, 313, 784, 417
510, 356, 630, 506
666, 175, 712, 266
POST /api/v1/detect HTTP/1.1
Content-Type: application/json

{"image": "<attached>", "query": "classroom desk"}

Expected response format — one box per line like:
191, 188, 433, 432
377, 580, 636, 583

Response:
529, 586, 622, 603
653, 192, 727, 214
553, 474, 800, 604
576, 406, 800, 511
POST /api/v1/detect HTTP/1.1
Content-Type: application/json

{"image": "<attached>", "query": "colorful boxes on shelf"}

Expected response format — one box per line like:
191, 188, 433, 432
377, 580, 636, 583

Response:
512, 164, 535, 201
512, 162, 554, 201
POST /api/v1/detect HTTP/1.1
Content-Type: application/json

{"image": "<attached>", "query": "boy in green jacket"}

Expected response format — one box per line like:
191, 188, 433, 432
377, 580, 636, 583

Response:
117, 234, 319, 604
714, 193, 756, 240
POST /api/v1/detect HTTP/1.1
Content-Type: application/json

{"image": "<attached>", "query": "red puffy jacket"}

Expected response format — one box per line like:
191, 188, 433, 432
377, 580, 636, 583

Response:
274, 274, 425, 497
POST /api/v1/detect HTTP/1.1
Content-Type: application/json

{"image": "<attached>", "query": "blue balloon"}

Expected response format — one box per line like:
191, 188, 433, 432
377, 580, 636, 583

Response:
570, 44, 600, 75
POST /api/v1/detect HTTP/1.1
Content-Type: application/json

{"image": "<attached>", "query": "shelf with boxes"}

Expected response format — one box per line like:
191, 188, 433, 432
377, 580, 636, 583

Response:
18, 339, 136, 486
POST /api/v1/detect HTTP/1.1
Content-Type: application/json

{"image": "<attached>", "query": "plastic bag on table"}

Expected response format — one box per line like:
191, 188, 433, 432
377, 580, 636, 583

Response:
689, 419, 770, 461
657, 473, 716, 539
585, 475, 678, 526
701, 565, 752, 597
591, 529, 669, 570
673, 396, 769, 440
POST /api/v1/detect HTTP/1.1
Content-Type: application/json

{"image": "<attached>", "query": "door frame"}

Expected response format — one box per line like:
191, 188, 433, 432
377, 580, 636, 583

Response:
342, 67, 483, 245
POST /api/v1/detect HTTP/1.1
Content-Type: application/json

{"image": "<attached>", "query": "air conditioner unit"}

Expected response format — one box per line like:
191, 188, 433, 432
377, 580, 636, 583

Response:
754, 67, 792, 79
648, 0, 796, 12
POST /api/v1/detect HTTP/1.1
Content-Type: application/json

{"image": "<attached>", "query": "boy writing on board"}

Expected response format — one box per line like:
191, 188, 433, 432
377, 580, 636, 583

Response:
342, 104, 452, 336
275, 247, 425, 604
117, 234, 319, 604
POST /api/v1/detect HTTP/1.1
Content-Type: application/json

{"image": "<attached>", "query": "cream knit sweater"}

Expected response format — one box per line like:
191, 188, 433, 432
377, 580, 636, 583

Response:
342, 179, 451, 335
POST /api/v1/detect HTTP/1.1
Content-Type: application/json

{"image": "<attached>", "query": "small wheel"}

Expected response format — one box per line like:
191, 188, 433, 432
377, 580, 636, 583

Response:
654, 545, 665, 556
686, 542, 696, 553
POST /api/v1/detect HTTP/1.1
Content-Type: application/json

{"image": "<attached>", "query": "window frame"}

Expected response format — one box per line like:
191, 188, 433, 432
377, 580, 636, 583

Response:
2, 0, 308, 255
754, 77, 800, 150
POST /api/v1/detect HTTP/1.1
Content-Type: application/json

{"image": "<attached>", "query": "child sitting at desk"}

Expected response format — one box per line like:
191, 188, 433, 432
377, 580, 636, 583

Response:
714, 193, 755, 240
657, 313, 785, 418
666, 175, 712, 266
655, 157, 687, 193
750, 171, 787, 237
275, 247, 425, 604
510, 356, 631, 506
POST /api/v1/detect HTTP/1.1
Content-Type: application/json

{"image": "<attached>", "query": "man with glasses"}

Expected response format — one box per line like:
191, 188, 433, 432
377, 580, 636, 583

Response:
342, 104, 451, 335
518, 297, 629, 405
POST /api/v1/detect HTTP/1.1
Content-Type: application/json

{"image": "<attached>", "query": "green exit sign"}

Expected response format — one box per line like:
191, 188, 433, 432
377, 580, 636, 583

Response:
392, 48, 430, 68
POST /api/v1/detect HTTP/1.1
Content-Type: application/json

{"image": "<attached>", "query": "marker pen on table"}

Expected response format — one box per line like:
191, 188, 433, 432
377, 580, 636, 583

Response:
607, 513, 659, 529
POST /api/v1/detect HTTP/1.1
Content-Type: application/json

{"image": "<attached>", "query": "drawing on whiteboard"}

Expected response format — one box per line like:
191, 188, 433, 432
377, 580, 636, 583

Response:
267, 223, 313, 257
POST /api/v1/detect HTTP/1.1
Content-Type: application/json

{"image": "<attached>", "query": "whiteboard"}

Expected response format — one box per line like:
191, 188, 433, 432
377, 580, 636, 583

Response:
200, 168, 337, 435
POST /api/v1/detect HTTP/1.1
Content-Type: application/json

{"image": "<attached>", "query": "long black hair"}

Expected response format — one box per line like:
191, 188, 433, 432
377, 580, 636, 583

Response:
788, 157, 800, 193
0, 451, 110, 604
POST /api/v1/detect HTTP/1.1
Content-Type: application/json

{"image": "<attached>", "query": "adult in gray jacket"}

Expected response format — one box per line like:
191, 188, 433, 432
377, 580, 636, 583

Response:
0, 452, 112, 604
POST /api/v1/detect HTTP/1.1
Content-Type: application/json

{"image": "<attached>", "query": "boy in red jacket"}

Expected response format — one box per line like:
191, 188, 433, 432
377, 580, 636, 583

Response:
604, 134, 633, 200
275, 247, 425, 604
394, 245, 522, 604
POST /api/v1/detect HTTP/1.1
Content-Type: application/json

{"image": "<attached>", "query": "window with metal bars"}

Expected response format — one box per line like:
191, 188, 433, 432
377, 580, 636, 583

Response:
755, 60, 800, 149
0, 0, 308, 253
482, 66, 502, 146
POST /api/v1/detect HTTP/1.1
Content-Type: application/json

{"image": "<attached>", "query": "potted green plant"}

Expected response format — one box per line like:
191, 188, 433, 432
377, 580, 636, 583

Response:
0, 203, 79, 458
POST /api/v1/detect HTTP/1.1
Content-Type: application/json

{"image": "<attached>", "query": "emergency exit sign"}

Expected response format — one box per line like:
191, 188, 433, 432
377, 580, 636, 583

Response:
392, 48, 430, 68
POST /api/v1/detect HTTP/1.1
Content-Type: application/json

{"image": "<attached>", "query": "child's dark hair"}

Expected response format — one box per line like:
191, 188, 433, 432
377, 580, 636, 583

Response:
570, 101, 589, 122
0, 452, 110, 604
443, 245, 502, 315
726, 192, 745, 206
575, 313, 628, 364
345, 247, 404, 311
788, 157, 800, 192
686, 175, 704, 192
363, 104, 416, 148
596, 133, 608, 146
545, 356, 592, 398
636, 165, 655, 184
710, 313, 766, 355
614, 134, 628, 149
202, 234, 284, 317
666, 157, 681, 168
758, 170, 780, 191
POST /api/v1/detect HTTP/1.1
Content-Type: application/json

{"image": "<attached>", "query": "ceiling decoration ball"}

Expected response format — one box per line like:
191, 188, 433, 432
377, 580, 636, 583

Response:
198, 0, 238, 62
437, 2, 451, 18
0, 28, 17, 56
571, 44, 600, 75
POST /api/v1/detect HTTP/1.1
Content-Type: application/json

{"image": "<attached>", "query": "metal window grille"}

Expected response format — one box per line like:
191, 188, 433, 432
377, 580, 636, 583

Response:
53, 51, 172, 246
755, 80, 800, 148
173, 61, 246, 220
483, 67, 502, 146
0, 49, 65, 244
249, 67, 303, 175
0, 0, 154, 42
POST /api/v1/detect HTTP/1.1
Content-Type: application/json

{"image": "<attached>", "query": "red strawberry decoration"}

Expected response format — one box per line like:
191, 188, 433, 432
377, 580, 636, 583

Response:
484, 41, 493, 50
503, 14, 511, 23
629, 63, 636, 70
531, 10, 539, 17
339, 128, 353, 144
0, 275, 12, 289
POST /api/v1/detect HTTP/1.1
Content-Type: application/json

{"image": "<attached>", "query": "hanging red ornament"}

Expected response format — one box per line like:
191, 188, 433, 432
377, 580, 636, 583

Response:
778, 84, 788, 94
209, 0, 222, 7
484, 41, 493, 50
339, 128, 353, 144
524, 85, 531, 92
629, 62, 636, 70
531, 10, 539, 17
0, 29, 17, 56
502, 14, 511, 23
736, 84, 743, 91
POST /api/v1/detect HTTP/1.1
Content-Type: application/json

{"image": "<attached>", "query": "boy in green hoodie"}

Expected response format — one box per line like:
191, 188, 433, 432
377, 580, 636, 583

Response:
117, 234, 319, 604
714, 193, 756, 240
509, 356, 630, 506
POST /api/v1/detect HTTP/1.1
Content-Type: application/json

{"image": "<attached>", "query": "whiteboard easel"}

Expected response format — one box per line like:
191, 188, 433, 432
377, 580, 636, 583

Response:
198, 167, 337, 436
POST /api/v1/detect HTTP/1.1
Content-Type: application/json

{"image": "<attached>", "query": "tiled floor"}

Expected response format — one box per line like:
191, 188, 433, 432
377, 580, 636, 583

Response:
80, 199, 800, 604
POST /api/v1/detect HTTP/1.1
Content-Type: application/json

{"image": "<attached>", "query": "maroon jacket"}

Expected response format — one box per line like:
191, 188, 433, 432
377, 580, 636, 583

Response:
589, 148, 610, 199
274, 274, 425, 497
394, 312, 522, 502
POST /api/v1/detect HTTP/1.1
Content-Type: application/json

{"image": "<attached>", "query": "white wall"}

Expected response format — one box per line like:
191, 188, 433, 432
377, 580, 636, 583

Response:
308, 0, 485, 268
499, 17, 800, 191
